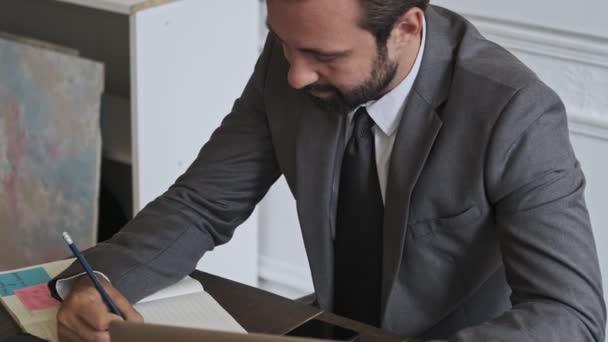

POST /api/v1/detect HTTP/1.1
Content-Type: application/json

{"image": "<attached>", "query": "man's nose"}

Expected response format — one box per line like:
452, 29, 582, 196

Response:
287, 58, 319, 90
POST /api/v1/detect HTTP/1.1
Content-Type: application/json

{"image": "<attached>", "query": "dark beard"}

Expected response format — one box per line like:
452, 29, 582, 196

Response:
304, 45, 398, 114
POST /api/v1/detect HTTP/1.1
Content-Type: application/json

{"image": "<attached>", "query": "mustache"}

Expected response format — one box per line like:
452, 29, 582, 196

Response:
303, 83, 338, 93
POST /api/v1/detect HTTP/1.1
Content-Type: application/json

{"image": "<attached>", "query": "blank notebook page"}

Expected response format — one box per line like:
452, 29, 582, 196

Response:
134, 291, 246, 333
136, 276, 203, 304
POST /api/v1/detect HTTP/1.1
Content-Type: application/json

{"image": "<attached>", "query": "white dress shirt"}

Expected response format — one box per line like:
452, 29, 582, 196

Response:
345, 17, 427, 203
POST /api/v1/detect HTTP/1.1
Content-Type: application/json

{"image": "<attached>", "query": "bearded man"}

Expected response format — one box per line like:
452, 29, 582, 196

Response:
53, 1, 606, 341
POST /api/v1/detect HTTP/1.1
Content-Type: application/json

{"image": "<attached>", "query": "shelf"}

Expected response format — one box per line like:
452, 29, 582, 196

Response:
0, 0, 131, 95
56, 0, 177, 14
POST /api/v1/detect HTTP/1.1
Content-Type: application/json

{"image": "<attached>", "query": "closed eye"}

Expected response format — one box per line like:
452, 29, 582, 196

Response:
312, 53, 340, 63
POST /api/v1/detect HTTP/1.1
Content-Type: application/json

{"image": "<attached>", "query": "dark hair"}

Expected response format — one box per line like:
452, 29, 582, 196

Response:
358, 0, 429, 45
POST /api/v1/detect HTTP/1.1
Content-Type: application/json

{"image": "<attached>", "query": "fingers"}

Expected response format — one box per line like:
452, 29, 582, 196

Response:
58, 319, 110, 342
57, 324, 82, 342
107, 286, 143, 323
57, 289, 115, 342
57, 275, 141, 342
57, 303, 113, 342
74, 291, 120, 330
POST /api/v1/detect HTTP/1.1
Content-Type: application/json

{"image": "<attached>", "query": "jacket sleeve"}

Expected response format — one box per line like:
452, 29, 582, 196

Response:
442, 80, 606, 341
52, 35, 281, 303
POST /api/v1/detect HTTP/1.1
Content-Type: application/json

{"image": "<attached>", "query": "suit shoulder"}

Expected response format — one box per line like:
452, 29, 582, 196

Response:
438, 9, 539, 92
460, 43, 537, 91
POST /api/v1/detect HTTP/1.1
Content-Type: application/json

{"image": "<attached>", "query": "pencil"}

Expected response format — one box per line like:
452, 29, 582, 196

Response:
62, 232, 124, 319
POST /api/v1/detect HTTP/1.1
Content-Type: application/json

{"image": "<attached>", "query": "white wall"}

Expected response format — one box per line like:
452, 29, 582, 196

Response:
256, 0, 608, 325
128, 1, 262, 287
188, 1, 261, 286
258, 178, 314, 298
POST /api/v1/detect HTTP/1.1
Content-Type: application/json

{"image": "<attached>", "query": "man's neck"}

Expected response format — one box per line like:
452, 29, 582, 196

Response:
384, 33, 423, 95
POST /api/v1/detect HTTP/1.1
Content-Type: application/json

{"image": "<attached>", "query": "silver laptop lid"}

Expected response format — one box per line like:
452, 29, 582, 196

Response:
110, 321, 332, 342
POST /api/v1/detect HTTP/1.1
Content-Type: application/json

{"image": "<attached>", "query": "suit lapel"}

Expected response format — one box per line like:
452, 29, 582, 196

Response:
380, 6, 456, 318
381, 92, 442, 314
294, 93, 345, 310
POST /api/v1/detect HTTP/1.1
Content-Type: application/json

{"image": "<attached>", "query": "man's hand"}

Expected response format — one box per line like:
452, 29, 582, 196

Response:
56, 275, 143, 342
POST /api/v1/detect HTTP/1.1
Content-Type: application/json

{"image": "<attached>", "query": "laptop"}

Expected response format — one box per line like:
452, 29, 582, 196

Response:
110, 321, 331, 342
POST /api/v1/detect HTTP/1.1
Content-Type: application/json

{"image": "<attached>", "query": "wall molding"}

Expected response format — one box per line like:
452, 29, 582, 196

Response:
461, 13, 608, 69
568, 113, 608, 141
258, 256, 314, 295
459, 12, 608, 141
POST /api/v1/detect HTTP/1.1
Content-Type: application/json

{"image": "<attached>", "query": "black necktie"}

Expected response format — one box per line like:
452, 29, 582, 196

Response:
334, 107, 384, 327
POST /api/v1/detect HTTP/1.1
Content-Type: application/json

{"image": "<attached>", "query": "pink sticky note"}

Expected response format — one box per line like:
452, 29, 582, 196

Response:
14, 284, 60, 311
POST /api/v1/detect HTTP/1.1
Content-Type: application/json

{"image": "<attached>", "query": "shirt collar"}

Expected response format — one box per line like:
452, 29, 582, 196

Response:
351, 16, 427, 137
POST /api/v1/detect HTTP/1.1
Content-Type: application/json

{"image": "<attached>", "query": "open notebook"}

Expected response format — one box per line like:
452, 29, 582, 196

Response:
0, 259, 245, 342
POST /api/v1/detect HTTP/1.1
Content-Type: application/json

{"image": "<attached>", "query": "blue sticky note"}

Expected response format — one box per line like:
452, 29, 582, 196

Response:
0, 267, 51, 297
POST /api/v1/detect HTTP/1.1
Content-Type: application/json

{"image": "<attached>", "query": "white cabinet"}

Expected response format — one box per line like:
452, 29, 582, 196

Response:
0, 0, 261, 286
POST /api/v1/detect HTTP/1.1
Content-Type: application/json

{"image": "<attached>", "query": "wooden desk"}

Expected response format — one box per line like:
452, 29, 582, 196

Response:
0, 271, 407, 342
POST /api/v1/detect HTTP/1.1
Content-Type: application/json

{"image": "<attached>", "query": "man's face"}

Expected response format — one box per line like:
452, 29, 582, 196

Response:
267, 0, 399, 113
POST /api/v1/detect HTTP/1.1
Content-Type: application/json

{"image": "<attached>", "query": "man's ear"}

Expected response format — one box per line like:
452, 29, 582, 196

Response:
388, 7, 424, 49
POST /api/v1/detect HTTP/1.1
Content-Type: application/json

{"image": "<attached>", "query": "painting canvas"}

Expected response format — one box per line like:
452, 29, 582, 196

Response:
0, 34, 104, 270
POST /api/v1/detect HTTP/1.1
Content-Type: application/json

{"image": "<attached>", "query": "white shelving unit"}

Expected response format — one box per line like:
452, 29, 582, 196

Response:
0, 0, 261, 286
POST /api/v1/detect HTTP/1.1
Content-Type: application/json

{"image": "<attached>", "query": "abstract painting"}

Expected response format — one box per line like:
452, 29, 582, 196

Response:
0, 34, 104, 270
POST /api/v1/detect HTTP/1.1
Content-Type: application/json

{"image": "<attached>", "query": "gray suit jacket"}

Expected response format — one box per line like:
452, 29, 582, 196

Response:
56, 6, 606, 341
